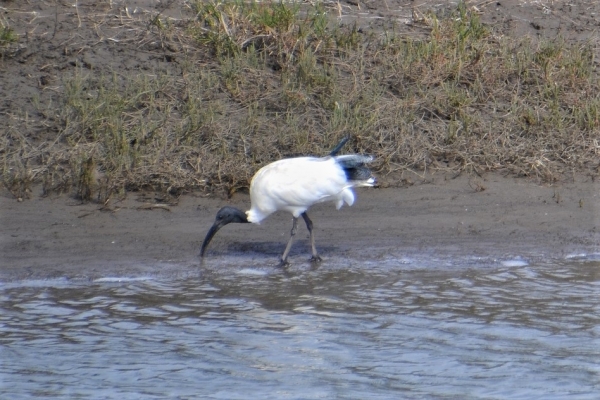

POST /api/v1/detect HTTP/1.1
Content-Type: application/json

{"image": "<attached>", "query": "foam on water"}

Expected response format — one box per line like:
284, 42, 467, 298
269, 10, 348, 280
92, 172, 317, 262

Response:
237, 268, 269, 276
565, 252, 600, 260
500, 258, 529, 267
93, 276, 154, 283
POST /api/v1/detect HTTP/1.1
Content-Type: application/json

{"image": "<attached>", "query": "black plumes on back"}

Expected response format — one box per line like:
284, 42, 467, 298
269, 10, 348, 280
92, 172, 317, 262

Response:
344, 165, 373, 181
334, 155, 374, 182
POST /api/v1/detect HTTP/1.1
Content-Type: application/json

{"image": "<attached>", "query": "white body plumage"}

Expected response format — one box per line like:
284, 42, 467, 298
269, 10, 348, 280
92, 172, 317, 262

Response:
246, 155, 374, 224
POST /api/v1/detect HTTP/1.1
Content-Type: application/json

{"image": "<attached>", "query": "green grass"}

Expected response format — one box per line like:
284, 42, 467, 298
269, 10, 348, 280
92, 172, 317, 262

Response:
0, 26, 16, 46
2, 1, 599, 201
0, 14, 18, 58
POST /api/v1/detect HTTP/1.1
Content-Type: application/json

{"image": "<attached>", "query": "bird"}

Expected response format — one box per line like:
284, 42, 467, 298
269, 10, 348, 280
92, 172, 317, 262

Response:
200, 136, 375, 266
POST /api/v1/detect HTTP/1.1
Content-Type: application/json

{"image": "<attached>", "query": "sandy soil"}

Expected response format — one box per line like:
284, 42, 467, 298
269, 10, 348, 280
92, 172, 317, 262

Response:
1, 172, 598, 280
1, 1, 599, 280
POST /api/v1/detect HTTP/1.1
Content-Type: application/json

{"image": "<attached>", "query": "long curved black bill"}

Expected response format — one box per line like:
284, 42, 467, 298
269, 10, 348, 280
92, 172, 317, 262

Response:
200, 223, 222, 257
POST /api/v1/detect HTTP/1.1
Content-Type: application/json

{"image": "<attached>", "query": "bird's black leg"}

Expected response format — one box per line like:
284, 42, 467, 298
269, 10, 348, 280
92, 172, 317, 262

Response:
301, 212, 322, 263
279, 217, 298, 267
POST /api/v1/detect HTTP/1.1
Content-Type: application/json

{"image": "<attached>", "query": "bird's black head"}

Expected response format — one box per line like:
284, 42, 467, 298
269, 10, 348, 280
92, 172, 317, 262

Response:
200, 206, 249, 257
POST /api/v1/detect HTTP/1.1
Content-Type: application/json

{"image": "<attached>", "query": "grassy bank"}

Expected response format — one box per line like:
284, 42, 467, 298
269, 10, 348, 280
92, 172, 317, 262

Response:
2, 1, 599, 201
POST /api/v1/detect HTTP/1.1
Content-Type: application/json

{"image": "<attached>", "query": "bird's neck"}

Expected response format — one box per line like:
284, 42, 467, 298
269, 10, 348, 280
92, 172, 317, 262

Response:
231, 207, 251, 224
245, 208, 268, 225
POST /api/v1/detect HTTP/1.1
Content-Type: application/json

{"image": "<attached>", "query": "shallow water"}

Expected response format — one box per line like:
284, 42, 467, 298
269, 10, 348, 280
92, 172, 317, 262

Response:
1, 255, 599, 399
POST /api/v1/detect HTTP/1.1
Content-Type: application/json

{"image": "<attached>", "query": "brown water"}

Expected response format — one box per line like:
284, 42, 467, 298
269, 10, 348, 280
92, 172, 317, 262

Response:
1, 255, 599, 399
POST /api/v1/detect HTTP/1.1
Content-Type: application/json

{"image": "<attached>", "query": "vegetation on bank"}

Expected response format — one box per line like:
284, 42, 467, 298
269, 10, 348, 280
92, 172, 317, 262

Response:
2, 1, 599, 201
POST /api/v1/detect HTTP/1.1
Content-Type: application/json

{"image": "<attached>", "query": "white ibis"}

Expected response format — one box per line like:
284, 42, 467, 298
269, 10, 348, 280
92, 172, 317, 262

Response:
200, 136, 375, 265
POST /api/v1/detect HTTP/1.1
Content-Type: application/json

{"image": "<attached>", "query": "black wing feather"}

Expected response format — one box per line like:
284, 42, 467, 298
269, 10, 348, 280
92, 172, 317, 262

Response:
334, 155, 374, 182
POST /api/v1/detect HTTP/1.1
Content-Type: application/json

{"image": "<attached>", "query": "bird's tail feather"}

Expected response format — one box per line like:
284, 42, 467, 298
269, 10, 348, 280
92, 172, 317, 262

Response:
334, 154, 373, 166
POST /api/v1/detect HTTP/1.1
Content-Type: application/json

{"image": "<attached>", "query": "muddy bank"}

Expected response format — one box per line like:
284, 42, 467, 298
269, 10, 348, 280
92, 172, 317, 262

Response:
1, 174, 598, 281
2, 1, 599, 279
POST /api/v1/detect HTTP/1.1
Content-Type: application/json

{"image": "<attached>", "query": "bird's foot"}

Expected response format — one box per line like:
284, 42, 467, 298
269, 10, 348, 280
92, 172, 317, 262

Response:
277, 259, 290, 268
309, 255, 322, 263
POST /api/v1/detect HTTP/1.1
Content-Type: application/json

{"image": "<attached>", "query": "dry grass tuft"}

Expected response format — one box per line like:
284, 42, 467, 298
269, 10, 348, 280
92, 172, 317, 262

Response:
1, 1, 599, 200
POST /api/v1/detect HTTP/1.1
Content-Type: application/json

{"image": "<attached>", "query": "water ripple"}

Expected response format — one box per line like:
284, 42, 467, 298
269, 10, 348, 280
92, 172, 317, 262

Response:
1, 259, 599, 399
